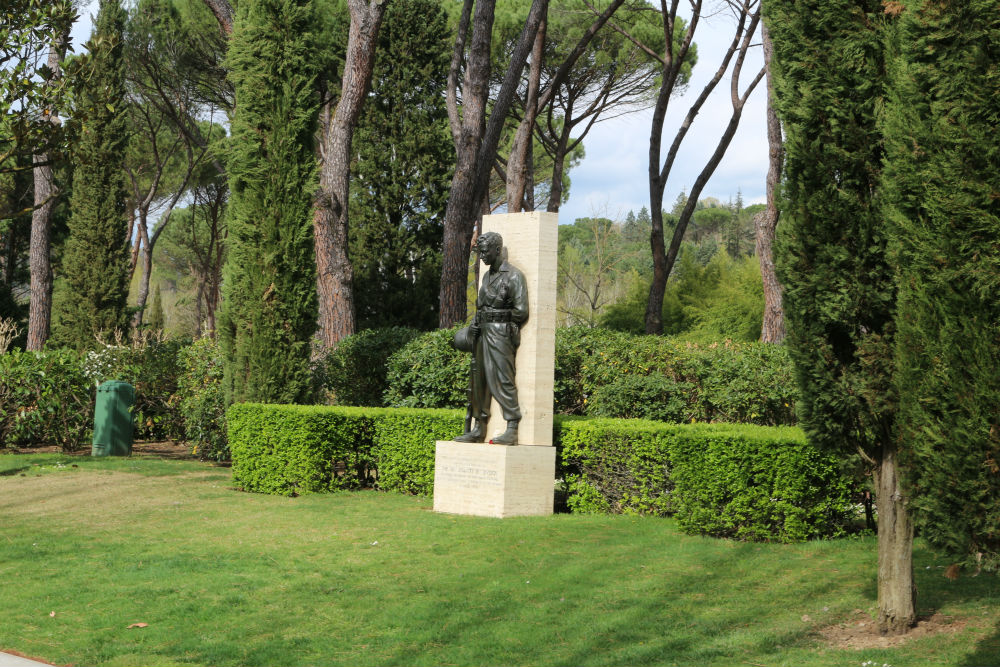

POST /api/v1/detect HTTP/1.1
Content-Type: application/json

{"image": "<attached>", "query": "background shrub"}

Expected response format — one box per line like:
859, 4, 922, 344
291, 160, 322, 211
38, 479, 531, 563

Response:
381, 326, 797, 425
0, 349, 92, 450
175, 337, 228, 460
383, 327, 468, 408
588, 374, 692, 422
324, 327, 421, 406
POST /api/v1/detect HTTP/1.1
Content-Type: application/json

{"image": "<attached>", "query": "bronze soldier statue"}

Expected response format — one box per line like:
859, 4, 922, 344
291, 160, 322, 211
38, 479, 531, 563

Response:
453, 232, 528, 445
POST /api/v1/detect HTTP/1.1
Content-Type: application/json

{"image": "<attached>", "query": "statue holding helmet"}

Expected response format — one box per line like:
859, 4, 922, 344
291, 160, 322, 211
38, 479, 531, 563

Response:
453, 231, 528, 445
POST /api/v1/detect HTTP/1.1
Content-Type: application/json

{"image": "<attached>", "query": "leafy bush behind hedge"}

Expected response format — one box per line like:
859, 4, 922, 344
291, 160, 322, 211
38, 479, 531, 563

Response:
324, 326, 422, 406
382, 326, 797, 425
0, 349, 93, 449
227, 404, 851, 542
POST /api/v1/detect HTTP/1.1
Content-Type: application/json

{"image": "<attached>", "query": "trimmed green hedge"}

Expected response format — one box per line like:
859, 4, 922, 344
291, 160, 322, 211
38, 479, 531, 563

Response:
228, 404, 853, 542
558, 418, 853, 542
228, 403, 462, 496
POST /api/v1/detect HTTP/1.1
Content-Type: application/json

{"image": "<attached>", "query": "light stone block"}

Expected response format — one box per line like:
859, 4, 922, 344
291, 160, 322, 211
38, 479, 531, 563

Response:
433, 441, 556, 518
480, 211, 558, 447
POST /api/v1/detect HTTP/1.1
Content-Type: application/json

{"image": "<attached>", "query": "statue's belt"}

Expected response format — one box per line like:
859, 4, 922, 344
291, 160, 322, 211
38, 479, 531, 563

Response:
480, 309, 513, 323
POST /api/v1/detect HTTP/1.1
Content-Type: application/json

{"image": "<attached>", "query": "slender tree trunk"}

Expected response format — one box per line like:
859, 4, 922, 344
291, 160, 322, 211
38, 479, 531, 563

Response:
203, 0, 234, 35
27, 154, 56, 350
314, 0, 386, 349
756, 21, 784, 343
645, 3, 763, 334
27, 30, 69, 351
875, 439, 917, 635
132, 218, 152, 329
545, 115, 573, 212
506, 18, 546, 212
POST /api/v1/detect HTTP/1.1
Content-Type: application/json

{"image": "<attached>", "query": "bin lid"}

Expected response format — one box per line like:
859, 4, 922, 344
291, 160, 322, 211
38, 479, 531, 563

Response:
97, 380, 135, 392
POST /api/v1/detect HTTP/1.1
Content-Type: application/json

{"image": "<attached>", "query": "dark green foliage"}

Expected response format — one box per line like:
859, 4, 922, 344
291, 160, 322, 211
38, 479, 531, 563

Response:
554, 327, 797, 424
51, 0, 131, 350
383, 326, 469, 408
324, 327, 421, 406
175, 336, 227, 460
883, 1, 1000, 568
0, 349, 92, 449
350, 0, 453, 331
588, 374, 692, 423
227, 403, 462, 496
766, 0, 896, 460
384, 326, 797, 424
558, 418, 854, 542
218, 0, 319, 404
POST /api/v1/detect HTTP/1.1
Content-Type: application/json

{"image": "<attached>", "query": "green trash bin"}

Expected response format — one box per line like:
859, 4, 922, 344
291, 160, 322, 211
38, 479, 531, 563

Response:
92, 380, 135, 457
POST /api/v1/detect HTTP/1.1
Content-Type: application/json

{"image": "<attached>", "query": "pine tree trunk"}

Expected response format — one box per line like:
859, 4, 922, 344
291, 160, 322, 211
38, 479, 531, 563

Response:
757, 22, 784, 343
314, 0, 385, 350
27, 154, 56, 351
876, 440, 917, 635
506, 19, 546, 213
545, 126, 571, 213
27, 31, 69, 351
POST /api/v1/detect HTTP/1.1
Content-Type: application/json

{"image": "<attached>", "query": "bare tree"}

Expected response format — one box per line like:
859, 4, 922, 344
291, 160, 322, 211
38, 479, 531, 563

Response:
627, 0, 764, 334
313, 0, 387, 349
755, 20, 783, 342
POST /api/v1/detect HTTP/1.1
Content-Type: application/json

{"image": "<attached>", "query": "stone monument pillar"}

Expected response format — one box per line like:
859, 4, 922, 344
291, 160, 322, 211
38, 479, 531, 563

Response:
433, 211, 558, 518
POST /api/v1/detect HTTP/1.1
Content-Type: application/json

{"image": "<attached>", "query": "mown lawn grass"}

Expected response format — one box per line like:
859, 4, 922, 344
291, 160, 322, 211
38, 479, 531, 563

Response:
1, 453, 999, 667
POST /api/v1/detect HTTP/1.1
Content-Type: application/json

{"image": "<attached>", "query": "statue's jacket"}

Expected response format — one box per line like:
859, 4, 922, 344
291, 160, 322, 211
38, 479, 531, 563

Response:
472, 260, 528, 421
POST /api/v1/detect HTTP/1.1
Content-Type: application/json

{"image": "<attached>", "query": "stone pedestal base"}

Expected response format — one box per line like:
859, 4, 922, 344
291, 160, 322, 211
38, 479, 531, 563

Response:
433, 441, 555, 518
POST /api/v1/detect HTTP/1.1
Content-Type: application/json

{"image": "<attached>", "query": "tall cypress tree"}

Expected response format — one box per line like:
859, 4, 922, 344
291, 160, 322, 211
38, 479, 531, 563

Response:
883, 1, 1000, 570
349, 0, 453, 331
767, 0, 915, 634
219, 0, 319, 404
50, 0, 131, 350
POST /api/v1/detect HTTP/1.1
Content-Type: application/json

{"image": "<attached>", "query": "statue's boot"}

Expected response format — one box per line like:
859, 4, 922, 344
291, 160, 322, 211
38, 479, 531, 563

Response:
491, 421, 519, 446
455, 420, 486, 443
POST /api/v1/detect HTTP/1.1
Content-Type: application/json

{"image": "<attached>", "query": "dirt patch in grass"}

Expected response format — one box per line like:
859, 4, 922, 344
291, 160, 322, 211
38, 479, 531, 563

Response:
7, 440, 196, 459
819, 609, 971, 649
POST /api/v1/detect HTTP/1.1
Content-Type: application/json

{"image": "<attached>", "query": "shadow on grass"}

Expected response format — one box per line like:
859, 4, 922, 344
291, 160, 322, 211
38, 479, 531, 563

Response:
961, 624, 1000, 667
376, 539, 843, 666
0, 466, 30, 476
